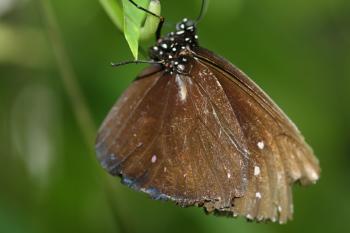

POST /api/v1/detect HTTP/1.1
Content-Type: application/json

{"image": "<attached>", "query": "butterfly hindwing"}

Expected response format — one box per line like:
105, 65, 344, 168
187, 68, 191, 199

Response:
194, 47, 320, 223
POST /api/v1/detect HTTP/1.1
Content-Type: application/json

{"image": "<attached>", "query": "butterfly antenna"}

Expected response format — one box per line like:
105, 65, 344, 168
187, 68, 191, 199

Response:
128, 0, 164, 39
195, 0, 208, 24
111, 60, 163, 67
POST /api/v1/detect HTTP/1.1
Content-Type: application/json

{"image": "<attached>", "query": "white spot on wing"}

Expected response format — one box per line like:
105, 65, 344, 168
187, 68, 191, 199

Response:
255, 192, 262, 199
254, 166, 261, 176
227, 173, 231, 178
151, 155, 157, 163
175, 74, 187, 102
305, 163, 319, 182
257, 141, 265, 149
278, 206, 282, 212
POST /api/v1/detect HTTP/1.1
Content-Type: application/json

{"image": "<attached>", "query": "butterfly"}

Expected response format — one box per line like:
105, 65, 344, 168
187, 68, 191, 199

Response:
96, 0, 320, 224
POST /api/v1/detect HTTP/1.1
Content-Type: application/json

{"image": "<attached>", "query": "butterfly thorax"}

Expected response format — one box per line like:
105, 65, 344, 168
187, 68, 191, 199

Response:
149, 18, 199, 74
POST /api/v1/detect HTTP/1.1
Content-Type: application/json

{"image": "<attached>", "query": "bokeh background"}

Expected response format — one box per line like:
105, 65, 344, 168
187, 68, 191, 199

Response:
1, 0, 350, 233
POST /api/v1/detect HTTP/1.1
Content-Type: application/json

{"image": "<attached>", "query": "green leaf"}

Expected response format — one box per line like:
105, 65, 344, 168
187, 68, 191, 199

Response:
122, 0, 150, 59
99, 0, 161, 59
140, 0, 161, 41
99, 0, 124, 31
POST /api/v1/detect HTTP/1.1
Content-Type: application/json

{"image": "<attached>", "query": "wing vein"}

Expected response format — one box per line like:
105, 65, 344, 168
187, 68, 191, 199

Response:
187, 90, 227, 200
117, 79, 172, 177
194, 56, 290, 133
191, 77, 248, 158
106, 73, 164, 152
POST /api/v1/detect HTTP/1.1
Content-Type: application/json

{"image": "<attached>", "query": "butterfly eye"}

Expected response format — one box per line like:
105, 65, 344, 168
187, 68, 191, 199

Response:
176, 19, 196, 31
184, 20, 195, 30
176, 22, 186, 31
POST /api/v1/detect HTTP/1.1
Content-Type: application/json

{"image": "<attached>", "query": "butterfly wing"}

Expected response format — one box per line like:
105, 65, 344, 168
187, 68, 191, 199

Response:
193, 47, 320, 223
96, 47, 320, 223
96, 63, 251, 208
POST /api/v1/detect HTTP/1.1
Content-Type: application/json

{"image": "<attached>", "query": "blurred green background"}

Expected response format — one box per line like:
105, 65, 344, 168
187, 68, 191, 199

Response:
1, 0, 350, 233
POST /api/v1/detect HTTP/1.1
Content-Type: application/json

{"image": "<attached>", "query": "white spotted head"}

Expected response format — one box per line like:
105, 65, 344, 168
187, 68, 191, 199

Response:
176, 18, 196, 32
149, 18, 199, 74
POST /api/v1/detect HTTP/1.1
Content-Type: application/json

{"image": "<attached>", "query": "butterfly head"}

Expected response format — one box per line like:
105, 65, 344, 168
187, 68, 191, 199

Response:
175, 18, 196, 31
149, 18, 199, 74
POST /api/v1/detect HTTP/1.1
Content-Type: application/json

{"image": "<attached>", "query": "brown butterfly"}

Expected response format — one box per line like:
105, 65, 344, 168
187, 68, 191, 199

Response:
96, 0, 320, 224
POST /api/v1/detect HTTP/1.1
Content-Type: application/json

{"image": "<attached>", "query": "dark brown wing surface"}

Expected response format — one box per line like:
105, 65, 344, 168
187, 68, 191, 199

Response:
96, 47, 320, 224
96, 62, 251, 208
193, 47, 320, 223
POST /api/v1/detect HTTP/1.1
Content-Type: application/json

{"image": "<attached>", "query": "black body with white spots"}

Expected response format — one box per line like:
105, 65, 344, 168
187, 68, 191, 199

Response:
149, 18, 199, 74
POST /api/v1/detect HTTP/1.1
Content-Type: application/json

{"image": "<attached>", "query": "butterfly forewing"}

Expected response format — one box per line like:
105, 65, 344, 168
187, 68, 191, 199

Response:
96, 65, 163, 173
96, 59, 253, 207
